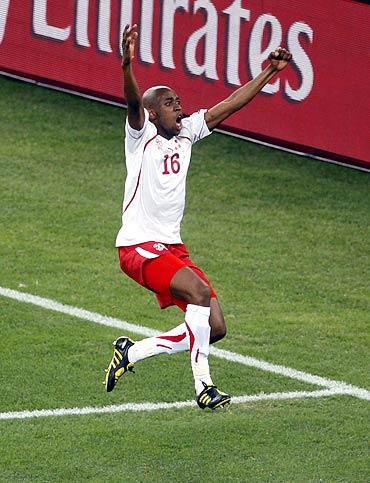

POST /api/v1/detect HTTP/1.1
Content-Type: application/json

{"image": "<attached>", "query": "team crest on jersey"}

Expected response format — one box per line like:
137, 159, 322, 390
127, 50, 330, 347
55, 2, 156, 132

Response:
153, 243, 167, 252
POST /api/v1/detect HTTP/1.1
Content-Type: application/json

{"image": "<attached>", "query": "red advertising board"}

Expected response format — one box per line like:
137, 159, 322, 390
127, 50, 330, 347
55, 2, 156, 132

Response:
0, 1, 369, 169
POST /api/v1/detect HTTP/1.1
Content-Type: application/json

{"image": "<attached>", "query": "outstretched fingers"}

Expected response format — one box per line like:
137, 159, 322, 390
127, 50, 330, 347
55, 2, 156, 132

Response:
123, 24, 138, 42
121, 24, 138, 65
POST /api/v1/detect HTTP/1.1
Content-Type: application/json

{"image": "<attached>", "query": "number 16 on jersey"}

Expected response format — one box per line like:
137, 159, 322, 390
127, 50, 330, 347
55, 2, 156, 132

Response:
162, 153, 180, 175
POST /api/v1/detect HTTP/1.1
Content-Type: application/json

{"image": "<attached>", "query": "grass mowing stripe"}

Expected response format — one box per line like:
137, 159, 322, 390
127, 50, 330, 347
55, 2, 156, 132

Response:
0, 389, 342, 421
2, 286, 369, 401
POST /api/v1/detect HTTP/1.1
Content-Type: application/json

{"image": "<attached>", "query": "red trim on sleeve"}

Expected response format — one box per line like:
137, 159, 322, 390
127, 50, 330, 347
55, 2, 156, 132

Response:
144, 134, 157, 152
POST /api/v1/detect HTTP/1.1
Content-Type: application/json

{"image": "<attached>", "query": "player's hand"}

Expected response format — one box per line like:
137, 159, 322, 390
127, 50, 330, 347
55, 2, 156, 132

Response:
122, 24, 138, 68
268, 47, 292, 71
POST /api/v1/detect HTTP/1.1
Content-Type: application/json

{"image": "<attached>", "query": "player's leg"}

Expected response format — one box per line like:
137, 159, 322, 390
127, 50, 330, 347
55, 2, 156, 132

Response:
124, 251, 192, 364
170, 266, 212, 391
170, 266, 230, 409
128, 275, 227, 363
170, 265, 211, 306
105, 249, 191, 391
170, 244, 227, 344
106, 244, 230, 407
128, 322, 188, 362
128, 257, 213, 363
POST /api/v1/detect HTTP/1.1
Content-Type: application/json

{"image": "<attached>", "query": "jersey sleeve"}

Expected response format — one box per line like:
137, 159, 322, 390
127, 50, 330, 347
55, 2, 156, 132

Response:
181, 109, 211, 145
125, 108, 154, 153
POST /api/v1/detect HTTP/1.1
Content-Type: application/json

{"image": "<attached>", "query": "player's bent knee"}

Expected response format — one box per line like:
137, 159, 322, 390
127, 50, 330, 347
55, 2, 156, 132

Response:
170, 266, 211, 306
190, 281, 211, 307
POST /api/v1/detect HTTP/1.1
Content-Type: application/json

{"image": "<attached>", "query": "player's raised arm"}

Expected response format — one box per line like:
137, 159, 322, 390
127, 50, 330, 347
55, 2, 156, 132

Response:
205, 47, 292, 131
121, 24, 145, 131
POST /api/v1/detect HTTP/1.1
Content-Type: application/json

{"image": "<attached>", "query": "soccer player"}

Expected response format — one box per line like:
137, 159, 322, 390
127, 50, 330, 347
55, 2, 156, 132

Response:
105, 24, 292, 409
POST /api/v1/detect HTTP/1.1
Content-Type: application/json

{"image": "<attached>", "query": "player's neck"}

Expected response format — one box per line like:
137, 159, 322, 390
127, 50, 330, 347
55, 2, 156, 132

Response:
157, 130, 174, 141
154, 123, 175, 140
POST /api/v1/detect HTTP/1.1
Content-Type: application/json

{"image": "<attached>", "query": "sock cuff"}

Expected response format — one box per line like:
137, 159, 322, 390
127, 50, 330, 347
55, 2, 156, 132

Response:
186, 304, 211, 317
185, 304, 210, 328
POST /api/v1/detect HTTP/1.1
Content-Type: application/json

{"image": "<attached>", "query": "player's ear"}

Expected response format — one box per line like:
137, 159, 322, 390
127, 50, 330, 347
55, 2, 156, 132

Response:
148, 109, 157, 121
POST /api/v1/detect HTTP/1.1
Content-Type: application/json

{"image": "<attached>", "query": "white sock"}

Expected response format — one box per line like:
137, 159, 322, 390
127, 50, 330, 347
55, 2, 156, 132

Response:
128, 323, 189, 363
184, 304, 213, 395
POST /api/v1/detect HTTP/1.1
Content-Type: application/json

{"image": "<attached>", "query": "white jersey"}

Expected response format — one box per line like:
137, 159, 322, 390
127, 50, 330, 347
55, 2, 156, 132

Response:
115, 108, 211, 247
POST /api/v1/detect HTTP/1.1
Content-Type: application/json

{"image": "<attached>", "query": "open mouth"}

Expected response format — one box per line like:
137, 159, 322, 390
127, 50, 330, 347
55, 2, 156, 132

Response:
175, 114, 182, 130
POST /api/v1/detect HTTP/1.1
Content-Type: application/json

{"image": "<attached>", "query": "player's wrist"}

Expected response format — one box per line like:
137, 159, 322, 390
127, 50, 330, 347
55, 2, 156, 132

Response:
266, 63, 278, 74
122, 59, 132, 70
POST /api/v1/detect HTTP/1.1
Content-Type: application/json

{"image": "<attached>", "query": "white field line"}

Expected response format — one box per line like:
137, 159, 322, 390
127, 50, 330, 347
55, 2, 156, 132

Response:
1, 287, 369, 402
0, 388, 344, 421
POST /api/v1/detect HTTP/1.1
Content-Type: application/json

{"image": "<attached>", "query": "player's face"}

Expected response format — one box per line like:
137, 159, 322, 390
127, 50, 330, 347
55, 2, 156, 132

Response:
155, 90, 183, 139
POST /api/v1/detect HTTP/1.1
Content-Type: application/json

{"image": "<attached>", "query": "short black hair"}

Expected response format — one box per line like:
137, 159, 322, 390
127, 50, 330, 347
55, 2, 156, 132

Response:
142, 86, 172, 109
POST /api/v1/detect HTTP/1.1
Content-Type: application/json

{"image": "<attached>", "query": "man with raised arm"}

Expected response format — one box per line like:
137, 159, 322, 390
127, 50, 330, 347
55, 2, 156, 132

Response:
105, 24, 292, 410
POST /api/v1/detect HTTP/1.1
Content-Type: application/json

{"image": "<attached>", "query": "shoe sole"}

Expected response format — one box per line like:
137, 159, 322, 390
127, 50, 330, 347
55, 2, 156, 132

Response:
211, 396, 231, 409
197, 395, 231, 410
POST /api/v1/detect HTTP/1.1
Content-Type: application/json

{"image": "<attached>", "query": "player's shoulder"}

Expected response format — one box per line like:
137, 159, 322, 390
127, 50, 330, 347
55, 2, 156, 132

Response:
180, 109, 210, 143
182, 109, 207, 125
125, 108, 156, 144
180, 110, 206, 133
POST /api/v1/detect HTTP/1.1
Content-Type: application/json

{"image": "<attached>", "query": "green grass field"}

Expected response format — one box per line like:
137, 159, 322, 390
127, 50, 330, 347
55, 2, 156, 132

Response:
0, 75, 369, 482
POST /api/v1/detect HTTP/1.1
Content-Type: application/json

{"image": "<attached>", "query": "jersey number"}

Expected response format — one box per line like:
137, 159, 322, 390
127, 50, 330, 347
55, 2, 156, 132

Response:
162, 153, 180, 175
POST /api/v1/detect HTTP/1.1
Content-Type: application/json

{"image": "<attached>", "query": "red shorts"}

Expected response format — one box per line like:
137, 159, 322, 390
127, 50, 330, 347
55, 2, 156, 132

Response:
117, 241, 216, 312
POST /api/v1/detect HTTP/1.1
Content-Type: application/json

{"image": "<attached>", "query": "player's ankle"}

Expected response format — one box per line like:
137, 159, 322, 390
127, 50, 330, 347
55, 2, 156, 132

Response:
195, 378, 213, 395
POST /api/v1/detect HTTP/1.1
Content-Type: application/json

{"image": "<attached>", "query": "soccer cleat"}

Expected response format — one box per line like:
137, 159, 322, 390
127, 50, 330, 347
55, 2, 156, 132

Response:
104, 336, 135, 392
196, 383, 231, 410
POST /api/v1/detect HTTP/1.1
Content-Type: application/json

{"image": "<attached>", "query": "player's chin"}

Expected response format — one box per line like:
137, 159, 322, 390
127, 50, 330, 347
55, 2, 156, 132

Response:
170, 126, 181, 137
